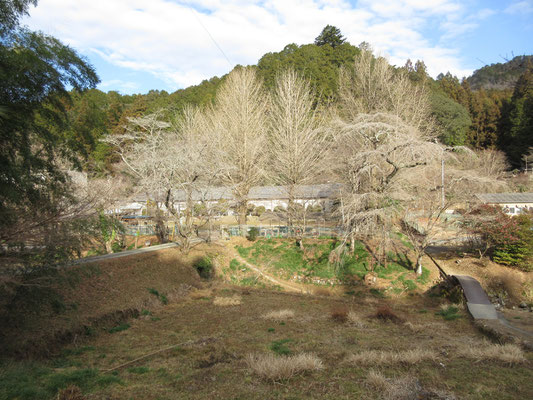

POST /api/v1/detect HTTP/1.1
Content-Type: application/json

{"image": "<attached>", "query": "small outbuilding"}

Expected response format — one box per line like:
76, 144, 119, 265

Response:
475, 193, 533, 216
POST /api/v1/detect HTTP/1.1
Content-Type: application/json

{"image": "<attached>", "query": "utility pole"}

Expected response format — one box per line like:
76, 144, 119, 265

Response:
441, 158, 445, 208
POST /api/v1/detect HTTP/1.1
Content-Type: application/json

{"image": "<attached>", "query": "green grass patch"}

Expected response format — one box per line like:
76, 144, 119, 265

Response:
269, 339, 292, 356
108, 323, 130, 334
239, 277, 264, 287
147, 288, 168, 305
229, 258, 240, 271
435, 305, 461, 320
61, 346, 95, 357
127, 366, 150, 374
369, 288, 386, 298
416, 267, 431, 285
0, 362, 120, 400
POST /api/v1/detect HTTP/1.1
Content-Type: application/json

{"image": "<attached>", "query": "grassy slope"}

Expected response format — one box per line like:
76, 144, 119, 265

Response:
1, 240, 532, 399
2, 285, 532, 399
234, 238, 431, 293
0, 247, 205, 356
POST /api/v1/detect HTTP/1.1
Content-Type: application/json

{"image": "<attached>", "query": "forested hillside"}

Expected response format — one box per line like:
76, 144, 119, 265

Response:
466, 55, 533, 90
61, 29, 532, 174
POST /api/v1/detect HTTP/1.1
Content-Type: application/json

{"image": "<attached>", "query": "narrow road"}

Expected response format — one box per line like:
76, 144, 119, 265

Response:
70, 242, 179, 265
454, 275, 498, 320
232, 252, 310, 294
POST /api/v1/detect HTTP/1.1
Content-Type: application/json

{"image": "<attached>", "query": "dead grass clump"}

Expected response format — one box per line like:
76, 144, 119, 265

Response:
346, 349, 438, 366
330, 306, 348, 323
403, 322, 426, 333
347, 311, 366, 328
56, 385, 86, 400
189, 288, 213, 300
246, 353, 323, 381
366, 370, 421, 400
213, 295, 241, 306
165, 284, 193, 303
262, 309, 295, 321
313, 287, 331, 296
487, 270, 530, 304
373, 306, 404, 324
366, 370, 456, 400
459, 342, 527, 365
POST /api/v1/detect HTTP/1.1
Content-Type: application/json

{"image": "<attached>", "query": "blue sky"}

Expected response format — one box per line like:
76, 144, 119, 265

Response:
23, 0, 533, 95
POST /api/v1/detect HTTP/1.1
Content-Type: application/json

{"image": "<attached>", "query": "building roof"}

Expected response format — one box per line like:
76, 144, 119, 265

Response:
133, 184, 342, 203
476, 193, 533, 204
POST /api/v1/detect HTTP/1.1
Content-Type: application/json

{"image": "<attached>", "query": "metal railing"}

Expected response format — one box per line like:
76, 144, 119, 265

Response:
220, 225, 342, 238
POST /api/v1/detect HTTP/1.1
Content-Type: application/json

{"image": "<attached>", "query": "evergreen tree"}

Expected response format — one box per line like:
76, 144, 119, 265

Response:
0, 0, 99, 245
499, 62, 533, 167
314, 25, 346, 48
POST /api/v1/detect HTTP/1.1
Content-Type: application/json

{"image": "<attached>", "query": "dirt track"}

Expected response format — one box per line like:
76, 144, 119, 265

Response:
231, 252, 311, 294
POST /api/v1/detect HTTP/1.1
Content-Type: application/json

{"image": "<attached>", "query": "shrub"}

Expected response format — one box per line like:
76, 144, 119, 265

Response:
330, 306, 348, 323
273, 205, 286, 213
253, 206, 266, 216
247, 227, 259, 242
463, 206, 533, 270
193, 256, 213, 279
373, 306, 404, 323
306, 204, 322, 213
246, 353, 323, 381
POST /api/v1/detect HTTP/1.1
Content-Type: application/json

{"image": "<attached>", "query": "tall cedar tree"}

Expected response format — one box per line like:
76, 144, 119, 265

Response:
0, 0, 99, 244
499, 62, 533, 167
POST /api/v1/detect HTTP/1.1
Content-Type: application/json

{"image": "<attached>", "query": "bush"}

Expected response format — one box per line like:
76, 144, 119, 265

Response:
464, 206, 533, 271
306, 204, 322, 213
247, 227, 259, 241
373, 306, 403, 323
273, 206, 286, 213
330, 306, 348, 323
253, 206, 266, 217
193, 256, 213, 279
435, 304, 461, 320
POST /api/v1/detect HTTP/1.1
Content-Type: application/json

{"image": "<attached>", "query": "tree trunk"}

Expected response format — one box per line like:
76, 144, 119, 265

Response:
415, 254, 423, 275
155, 216, 168, 244
349, 234, 355, 254
237, 200, 247, 227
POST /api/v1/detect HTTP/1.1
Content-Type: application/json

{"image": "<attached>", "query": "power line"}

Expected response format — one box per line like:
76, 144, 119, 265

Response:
191, 8, 233, 68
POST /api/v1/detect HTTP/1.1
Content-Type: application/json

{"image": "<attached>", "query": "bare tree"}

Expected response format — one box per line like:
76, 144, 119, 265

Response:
331, 50, 441, 269
401, 147, 509, 273
338, 50, 432, 132
105, 107, 216, 253
267, 69, 329, 247
211, 67, 268, 226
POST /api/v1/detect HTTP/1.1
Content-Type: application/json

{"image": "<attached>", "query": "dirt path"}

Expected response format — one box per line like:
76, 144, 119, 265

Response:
232, 252, 311, 294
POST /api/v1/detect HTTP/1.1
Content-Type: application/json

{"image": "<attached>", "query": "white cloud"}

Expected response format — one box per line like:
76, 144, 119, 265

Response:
23, 0, 481, 90
505, 1, 533, 14
99, 79, 140, 92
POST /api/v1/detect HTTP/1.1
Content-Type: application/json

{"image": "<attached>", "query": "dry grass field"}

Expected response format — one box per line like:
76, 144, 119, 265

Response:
1, 239, 532, 399
2, 283, 532, 399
